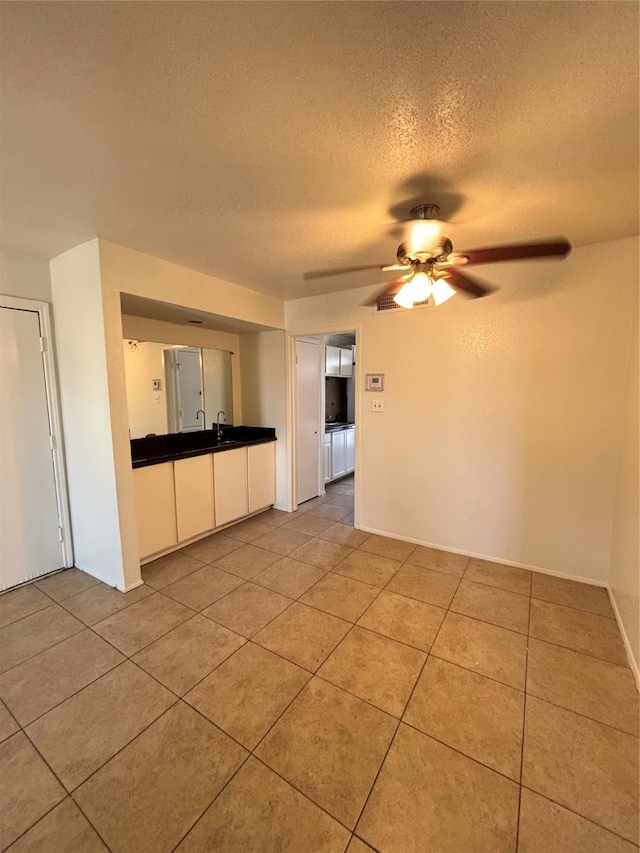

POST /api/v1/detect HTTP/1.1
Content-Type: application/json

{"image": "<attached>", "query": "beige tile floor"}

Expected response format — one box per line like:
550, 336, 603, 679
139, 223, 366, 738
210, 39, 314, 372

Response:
1, 474, 639, 852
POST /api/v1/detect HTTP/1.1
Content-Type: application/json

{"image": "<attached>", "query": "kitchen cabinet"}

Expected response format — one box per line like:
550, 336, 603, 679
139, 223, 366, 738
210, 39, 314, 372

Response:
325, 345, 353, 377
174, 454, 215, 542
133, 462, 178, 559
214, 446, 249, 526
339, 347, 353, 377
323, 434, 331, 483
345, 426, 355, 472
330, 429, 347, 479
248, 442, 276, 513
324, 426, 355, 483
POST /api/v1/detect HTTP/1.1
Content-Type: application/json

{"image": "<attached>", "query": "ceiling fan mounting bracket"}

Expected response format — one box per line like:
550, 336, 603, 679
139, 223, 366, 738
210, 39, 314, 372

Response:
396, 238, 453, 266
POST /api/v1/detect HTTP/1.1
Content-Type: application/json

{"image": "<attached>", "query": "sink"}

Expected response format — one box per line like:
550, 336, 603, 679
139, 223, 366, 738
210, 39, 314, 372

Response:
215, 439, 241, 446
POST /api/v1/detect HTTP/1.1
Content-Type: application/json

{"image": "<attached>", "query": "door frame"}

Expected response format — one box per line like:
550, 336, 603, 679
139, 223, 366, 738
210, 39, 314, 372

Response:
0, 295, 74, 568
287, 325, 360, 520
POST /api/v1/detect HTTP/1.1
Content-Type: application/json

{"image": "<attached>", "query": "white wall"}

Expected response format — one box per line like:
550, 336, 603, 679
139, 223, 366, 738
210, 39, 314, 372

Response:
241, 330, 290, 510
50, 240, 132, 589
0, 248, 52, 302
286, 237, 639, 584
609, 299, 639, 681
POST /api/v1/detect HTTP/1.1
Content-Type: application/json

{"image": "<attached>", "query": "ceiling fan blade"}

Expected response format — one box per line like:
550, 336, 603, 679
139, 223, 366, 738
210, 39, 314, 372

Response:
459, 239, 571, 266
442, 268, 492, 298
303, 264, 398, 281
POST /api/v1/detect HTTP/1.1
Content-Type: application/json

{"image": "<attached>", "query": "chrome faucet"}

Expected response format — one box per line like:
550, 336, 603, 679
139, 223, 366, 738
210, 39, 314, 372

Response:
216, 410, 226, 440
196, 409, 205, 430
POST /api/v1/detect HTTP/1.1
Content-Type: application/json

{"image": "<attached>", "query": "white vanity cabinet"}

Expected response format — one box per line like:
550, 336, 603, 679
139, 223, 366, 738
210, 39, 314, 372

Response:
174, 454, 215, 542
213, 446, 249, 527
248, 442, 276, 513
134, 441, 277, 561
133, 462, 178, 559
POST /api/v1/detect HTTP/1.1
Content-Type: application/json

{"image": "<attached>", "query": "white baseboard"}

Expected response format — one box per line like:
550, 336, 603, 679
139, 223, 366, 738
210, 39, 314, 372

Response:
358, 526, 608, 588
608, 589, 640, 691
119, 578, 145, 593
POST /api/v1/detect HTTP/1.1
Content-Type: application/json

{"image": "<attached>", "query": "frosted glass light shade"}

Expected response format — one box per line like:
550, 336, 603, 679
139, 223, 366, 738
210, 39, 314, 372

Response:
430, 278, 456, 306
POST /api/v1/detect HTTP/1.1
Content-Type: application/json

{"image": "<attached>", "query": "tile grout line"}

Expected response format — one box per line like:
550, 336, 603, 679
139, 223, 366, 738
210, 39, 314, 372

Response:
515, 582, 533, 852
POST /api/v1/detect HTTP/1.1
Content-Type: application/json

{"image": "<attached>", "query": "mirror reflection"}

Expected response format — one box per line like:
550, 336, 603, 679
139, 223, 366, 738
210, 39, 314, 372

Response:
123, 340, 233, 439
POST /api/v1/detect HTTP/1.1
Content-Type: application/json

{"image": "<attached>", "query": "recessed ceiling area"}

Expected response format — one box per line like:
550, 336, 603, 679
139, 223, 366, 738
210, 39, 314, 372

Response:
120, 293, 277, 335
1, 2, 638, 300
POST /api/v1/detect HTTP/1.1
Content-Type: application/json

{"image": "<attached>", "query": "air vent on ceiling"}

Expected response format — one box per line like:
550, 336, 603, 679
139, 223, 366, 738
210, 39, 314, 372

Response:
373, 293, 430, 314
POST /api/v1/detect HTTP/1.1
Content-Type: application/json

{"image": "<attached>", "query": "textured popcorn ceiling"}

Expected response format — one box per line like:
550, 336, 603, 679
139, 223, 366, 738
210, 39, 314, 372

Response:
1, 2, 638, 299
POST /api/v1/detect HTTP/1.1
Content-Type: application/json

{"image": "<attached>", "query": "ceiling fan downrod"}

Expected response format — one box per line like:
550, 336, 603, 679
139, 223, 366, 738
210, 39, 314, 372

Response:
409, 204, 440, 220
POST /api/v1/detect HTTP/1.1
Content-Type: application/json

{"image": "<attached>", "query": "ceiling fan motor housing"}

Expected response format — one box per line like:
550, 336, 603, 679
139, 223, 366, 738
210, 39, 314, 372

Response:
397, 237, 453, 265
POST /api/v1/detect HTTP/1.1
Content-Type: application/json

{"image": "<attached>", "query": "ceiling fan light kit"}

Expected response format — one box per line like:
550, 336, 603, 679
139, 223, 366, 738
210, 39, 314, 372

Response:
303, 203, 572, 310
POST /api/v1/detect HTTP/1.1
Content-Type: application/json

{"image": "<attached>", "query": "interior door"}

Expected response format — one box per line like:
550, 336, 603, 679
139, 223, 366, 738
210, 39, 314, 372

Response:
0, 306, 64, 589
295, 339, 322, 504
176, 348, 204, 431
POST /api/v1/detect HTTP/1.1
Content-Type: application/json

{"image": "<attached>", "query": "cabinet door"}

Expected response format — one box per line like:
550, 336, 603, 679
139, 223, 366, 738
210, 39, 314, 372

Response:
133, 463, 178, 559
325, 345, 340, 376
345, 427, 355, 473
248, 442, 276, 513
174, 455, 215, 542
339, 347, 353, 377
214, 447, 248, 526
323, 436, 331, 483
331, 430, 347, 479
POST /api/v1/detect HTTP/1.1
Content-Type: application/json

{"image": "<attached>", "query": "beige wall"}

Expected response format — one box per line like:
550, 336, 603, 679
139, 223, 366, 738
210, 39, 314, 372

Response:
286, 237, 639, 584
609, 300, 639, 681
240, 330, 290, 510
0, 248, 52, 302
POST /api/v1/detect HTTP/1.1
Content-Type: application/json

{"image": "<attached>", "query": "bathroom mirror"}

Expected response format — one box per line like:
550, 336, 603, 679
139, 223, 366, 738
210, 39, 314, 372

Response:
123, 340, 233, 439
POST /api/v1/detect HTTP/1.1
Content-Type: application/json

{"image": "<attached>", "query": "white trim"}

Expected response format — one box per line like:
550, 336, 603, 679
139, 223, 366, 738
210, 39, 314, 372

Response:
0, 295, 74, 569
290, 335, 324, 509
358, 524, 608, 588
608, 589, 640, 690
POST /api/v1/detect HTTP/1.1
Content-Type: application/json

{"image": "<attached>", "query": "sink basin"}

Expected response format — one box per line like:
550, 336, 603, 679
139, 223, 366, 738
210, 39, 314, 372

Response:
215, 440, 241, 446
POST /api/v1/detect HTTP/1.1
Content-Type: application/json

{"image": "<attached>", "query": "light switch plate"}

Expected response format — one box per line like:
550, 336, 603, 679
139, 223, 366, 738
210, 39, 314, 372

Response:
372, 399, 384, 412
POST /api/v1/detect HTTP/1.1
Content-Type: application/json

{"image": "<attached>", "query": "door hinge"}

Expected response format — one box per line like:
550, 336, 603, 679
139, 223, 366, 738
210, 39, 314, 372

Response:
58, 526, 64, 542
49, 434, 56, 451
39, 336, 46, 352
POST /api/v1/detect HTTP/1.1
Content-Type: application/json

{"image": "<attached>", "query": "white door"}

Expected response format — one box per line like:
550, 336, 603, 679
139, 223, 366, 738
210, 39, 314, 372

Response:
295, 339, 322, 504
0, 306, 64, 589
167, 348, 204, 432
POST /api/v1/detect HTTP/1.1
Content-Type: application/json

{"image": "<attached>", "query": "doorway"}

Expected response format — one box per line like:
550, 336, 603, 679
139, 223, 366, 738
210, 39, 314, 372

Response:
165, 347, 205, 432
294, 338, 322, 504
293, 329, 357, 512
0, 298, 72, 590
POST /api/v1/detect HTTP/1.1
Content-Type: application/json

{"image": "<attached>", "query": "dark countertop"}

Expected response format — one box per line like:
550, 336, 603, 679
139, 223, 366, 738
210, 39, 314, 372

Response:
325, 422, 355, 432
131, 426, 276, 469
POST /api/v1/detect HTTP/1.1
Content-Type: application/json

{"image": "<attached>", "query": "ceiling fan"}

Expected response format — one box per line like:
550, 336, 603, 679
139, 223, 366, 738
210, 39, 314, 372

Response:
303, 204, 571, 309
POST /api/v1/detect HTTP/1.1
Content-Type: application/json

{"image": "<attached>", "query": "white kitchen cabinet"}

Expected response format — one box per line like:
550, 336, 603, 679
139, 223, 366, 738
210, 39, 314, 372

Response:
345, 427, 355, 473
214, 446, 249, 526
323, 434, 331, 483
339, 347, 353, 377
325, 345, 341, 376
133, 462, 178, 559
174, 454, 215, 542
325, 345, 353, 377
330, 429, 347, 479
248, 442, 276, 513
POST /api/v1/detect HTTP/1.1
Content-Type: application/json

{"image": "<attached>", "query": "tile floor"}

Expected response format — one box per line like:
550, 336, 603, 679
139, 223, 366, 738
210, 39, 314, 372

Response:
1, 474, 638, 852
